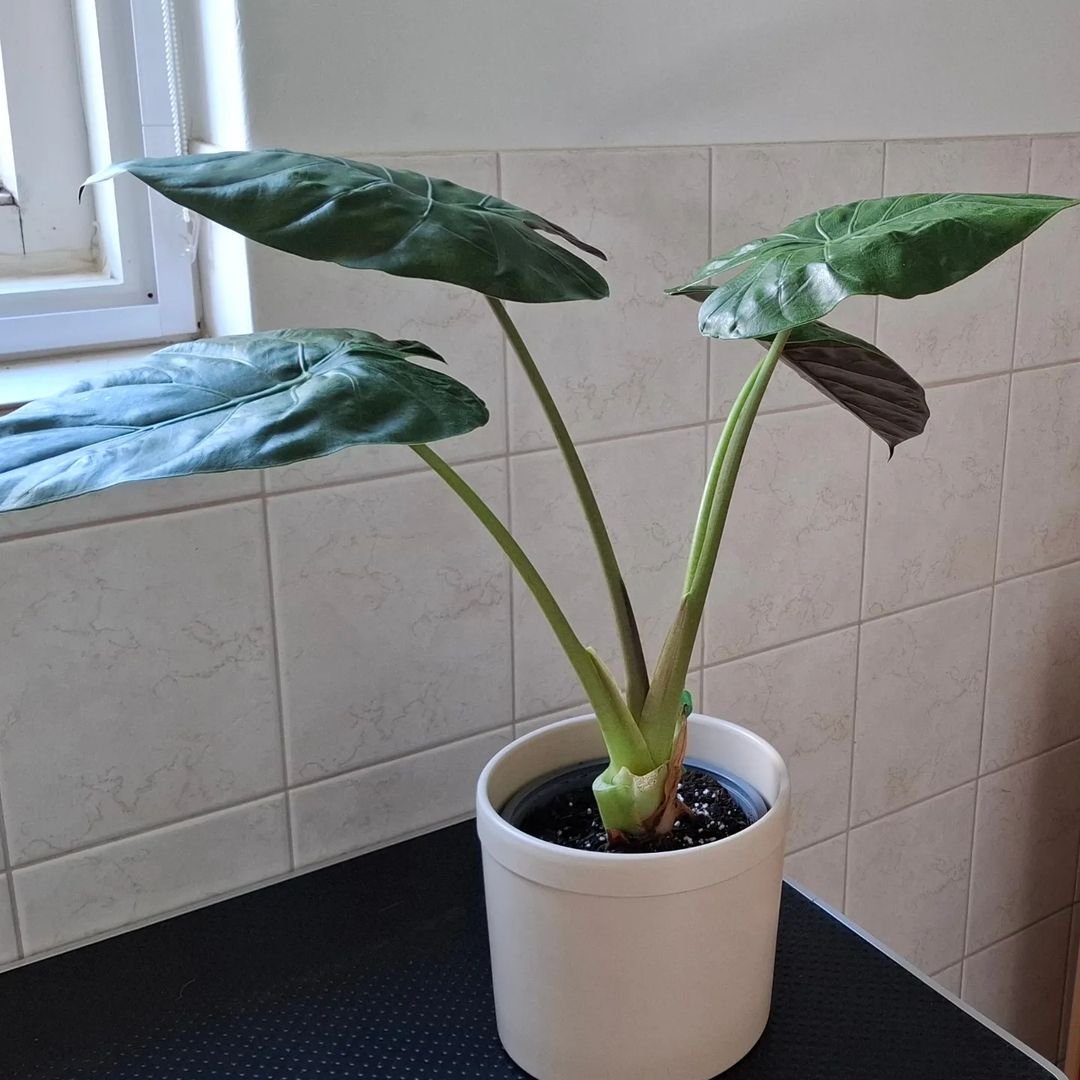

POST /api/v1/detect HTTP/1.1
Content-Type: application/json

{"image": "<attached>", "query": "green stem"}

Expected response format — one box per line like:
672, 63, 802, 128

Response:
638, 331, 790, 761
684, 355, 764, 591
487, 297, 650, 718
687, 331, 790, 610
411, 443, 653, 775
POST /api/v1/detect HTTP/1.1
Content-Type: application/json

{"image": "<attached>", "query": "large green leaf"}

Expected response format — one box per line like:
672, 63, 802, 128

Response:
0, 330, 488, 512
671, 193, 1079, 339
672, 281, 929, 450
758, 322, 928, 453
84, 150, 609, 303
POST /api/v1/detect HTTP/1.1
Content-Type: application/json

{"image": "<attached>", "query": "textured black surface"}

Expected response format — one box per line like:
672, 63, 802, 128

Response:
0, 821, 1057, 1079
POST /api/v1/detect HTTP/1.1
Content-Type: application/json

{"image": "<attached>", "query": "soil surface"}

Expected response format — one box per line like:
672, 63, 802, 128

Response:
516, 765, 753, 853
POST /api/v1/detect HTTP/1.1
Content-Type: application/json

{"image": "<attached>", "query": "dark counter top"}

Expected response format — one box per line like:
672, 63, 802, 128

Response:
0, 821, 1062, 1079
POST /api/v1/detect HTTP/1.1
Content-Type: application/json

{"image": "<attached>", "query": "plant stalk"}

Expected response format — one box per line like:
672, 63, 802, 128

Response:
411, 443, 654, 776
487, 297, 650, 718
684, 355, 764, 590
638, 331, 790, 762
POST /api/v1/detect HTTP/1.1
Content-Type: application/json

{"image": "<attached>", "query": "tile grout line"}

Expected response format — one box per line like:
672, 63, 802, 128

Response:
841, 119, 883, 903
337, 131, 1080, 163
840, 136, 891, 906
960, 580, 998, 961
219, 352, 1080, 508
0, 812, 483, 974
963, 901, 1076, 964
7, 787, 292, 873
495, 150, 520, 740
0, 490, 265, 545
786, 827, 849, 858
1060, 901, 1079, 1063
0, 782, 25, 959
7, 723, 517, 874
928, 962, 962, 980
4, 731, 1076, 947
1046, 131, 1080, 1059
703, 548, 1080, 673
851, 734, 1080, 837
697, 424, 710, 688
701, 146, 714, 669
962, 135, 1033, 963
516, 666, 703, 733
842, 426, 872, 914
281, 725, 512, 800
833, 137, 885, 911
271, 420, 719, 504
4, 357, 1080, 548
7, 789, 1069, 970
258, 488, 295, 873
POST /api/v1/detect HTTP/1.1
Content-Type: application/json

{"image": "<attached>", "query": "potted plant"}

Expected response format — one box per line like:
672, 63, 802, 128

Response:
0, 151, 1073, 1079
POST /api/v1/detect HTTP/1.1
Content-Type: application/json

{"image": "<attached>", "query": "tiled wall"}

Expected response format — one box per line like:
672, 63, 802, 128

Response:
2, 134, 1079, 1062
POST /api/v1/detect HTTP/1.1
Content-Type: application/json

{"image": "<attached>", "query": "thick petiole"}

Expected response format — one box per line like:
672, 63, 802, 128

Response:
487, 297, 650, 718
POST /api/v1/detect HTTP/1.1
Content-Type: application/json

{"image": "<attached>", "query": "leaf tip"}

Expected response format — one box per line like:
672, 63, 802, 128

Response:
668, 284, 713, 303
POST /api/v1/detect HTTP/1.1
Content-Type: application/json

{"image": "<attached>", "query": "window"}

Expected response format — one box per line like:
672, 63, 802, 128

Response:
0, 0, 198, 362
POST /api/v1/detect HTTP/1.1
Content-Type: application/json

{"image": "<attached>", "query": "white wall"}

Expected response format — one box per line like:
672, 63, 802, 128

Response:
232, 0, 1080, 152
178, 0, 248, 149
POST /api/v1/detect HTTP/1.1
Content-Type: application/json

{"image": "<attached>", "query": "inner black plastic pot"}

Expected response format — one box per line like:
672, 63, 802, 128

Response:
501, 756, 769, 836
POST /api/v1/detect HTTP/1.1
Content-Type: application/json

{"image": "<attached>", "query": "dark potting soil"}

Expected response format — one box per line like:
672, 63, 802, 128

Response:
516, 765, 752, 853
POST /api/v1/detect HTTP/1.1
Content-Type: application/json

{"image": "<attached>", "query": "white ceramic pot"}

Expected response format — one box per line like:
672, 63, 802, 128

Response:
476, 712, 790, 1080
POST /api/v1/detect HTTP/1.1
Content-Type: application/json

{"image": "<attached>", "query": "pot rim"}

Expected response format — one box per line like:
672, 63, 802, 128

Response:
477, 712, 790, 875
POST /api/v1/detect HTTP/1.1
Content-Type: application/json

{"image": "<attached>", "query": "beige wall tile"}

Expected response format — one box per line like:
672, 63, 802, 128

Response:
934, 963, 963, 997
500, 148, 709, 449
997, 363, 1080, 578
704, 406, 867, 662
254, 153, 507, 491
1015, 136, 1080, 369
512, 672, 705, 740
1062, 906, 1079, 1062
863, 377, 1008, 617
785, 834, 847, 910
852, 590, 991, 823
514, 703, 590, 740
704, 628, 857, 850
0, 505, 283, 863
968, 741, 1080, 952
962, 908, 1072, 1063
270, 463, 512, 782
877, 138, 1030, 383
0, 882, 16, 965
13, 797, 289, 956
709, 141, 883, 417
1, 133, 1078, 961
686, 670, 705, 722
0, 472, 262, 541
291, 728, 511, 868
846, 784, 975, 973
982, 562, 1080, 772
510, 427, 704, 718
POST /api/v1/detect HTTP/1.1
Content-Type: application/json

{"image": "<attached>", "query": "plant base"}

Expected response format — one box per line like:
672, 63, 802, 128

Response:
476, 713, 791, 1080
503, 757, 764, 852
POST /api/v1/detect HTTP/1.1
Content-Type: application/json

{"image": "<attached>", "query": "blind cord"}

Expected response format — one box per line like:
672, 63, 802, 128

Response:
159, 0, 199, 261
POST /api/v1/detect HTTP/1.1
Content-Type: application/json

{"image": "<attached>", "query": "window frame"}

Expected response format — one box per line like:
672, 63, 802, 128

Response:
0, 0, 198, 362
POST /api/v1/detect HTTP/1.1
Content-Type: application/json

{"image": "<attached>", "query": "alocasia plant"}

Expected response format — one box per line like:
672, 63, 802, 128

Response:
0, 150, 1074, 844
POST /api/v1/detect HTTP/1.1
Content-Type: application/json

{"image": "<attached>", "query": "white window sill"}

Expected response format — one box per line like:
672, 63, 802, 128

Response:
0, 346, 155, 413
